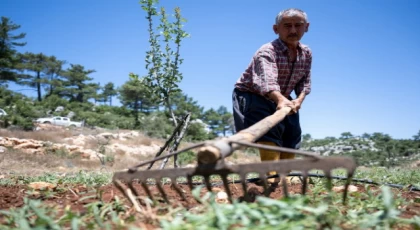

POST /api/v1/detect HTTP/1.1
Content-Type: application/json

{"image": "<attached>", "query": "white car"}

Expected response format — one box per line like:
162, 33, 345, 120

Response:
0, 109, 7, 117
35, 116, 83, 127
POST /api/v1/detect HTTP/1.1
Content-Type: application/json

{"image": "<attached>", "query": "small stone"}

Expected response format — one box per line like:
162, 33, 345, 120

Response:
216, 191, 228, 200
215, 191, 229, 204
57, 166, 66, 171
332, 185, 358, 193
28, 182, 57, 190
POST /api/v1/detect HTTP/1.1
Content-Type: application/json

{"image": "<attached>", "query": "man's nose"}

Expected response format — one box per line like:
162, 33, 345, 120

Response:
290, 26, 297, 33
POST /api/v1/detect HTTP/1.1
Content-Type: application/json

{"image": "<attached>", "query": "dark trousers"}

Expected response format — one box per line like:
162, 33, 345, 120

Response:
232, 88, 302, 149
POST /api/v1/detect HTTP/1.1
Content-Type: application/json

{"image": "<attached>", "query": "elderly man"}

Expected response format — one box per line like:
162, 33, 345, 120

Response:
232, 8, 312, 185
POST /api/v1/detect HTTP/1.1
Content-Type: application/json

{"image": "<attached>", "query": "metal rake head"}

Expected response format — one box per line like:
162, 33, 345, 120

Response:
112, 155, 357, 208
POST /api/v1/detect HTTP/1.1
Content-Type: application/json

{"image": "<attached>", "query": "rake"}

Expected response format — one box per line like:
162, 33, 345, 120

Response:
112, 107, 357, 209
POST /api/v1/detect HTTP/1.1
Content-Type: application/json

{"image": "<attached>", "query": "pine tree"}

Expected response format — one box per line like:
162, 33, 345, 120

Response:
0, 17, 26, 85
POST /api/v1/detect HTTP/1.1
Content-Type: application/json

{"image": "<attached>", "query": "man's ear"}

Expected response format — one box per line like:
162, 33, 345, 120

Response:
305, 23, 310, 32
273, 25, 279, 34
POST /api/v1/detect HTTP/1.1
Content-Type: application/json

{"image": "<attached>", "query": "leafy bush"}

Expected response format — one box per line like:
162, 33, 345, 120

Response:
176, 150, 196, 166
185, 122, 214, 141
138, 112, 174, 138
39, 94, 68, 111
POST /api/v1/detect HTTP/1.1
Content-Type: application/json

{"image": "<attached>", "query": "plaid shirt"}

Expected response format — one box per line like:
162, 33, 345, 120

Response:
235, 39, 312, 98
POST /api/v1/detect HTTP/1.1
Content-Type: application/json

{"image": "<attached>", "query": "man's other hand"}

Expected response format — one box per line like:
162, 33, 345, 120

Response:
277, 99, 295, 114
291, 99, 303, 113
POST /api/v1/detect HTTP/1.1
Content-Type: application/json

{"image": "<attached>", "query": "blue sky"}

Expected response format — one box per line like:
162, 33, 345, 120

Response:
1, 0, 420, 139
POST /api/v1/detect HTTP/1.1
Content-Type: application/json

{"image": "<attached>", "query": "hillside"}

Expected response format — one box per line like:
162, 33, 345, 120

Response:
0, 83, 419, 170
301, 134, 420, 168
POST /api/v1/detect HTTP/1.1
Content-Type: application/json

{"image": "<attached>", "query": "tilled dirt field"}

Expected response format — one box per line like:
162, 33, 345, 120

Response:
1, 182, 419, 220
0, 183, 305, 211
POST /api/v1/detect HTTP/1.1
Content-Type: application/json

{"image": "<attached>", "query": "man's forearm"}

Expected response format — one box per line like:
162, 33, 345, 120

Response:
267, 90, 288, 104
296, 91, 306, 103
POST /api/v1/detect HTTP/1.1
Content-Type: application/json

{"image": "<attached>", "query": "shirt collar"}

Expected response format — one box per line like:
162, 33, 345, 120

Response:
275, 38, 303, 53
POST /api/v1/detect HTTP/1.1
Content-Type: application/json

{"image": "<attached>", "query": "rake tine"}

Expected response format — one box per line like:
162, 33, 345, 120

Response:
113, 179, 126, 197
114, 179, 142, 212
204, 175, 213, 193
240, 173, 249, 202
156, 179, 170, 204
221, 175, 233, 203
127, 181, 148, 207
281, 175, 289, 198
301, 172, 308, 195
187, 175, 194, 193
261, 175, 270, 197
343, 172, 354, 204
170, 177, 187, 201
127, 182, 140, 200
324, 171, 333, 191
141, 181, 154, 201
323, 171, 333, 203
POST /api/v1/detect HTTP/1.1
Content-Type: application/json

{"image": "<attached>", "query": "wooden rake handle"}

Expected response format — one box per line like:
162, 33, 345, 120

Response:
197, 107, 292, 164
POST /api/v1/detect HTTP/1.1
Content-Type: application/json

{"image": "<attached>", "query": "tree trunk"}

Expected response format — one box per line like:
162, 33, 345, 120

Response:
159, 113, 191, 169
165, 97, 177, 126
134, 96, 140, 128
48, 74, 53, 97
36, 71, 42, 101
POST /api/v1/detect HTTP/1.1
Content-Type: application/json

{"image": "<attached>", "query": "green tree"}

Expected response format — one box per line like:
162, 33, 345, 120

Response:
18, 52, 50, 101
170, 91, 204, 120
325, 136, 337, 141
102, 82, 118, 106
0, 17, 26, 85
44, 56, 66, 97
203, 106, 233, 136
185, 121, 214, 141
203, 108, 219, 136
119, 73, 157, 127
140, 0, 189, 126
371, 132, 392, 142
57, 64, 98, 102
340, 132, 353, 140
302, 134, 312, 142
361, 133, 371, 139
217, 106, 233, 136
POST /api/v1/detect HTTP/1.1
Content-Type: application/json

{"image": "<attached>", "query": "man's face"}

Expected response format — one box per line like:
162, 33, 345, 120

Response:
273, 13, 309, 45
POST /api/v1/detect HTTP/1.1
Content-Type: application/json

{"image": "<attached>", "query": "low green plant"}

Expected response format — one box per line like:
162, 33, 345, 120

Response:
0, 196, 135, 230
176, 150, 196, 166
8, 171, 112, 187
160, 184, 418, 230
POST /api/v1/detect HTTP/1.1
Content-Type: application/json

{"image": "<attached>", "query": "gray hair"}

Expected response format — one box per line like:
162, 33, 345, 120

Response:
275, 8, 308, 25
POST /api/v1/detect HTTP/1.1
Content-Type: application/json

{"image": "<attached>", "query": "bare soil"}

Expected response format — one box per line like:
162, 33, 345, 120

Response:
0, 183, 419, 220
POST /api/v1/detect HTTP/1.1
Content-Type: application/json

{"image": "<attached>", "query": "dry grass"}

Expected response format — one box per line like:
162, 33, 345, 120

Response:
0, 148, 65, 175
0, 127, 226, 175
114, 132, 163, 147
0, 129, 74, 143
112, 153, 155, 170
83, 137, 102, 150
0, 147, 116, 175
229, 148, 260, 164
